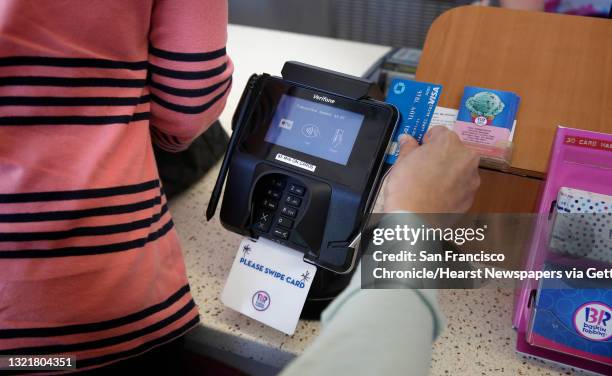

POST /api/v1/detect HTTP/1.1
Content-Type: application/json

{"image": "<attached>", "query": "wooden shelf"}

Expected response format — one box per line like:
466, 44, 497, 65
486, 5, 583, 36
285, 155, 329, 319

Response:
416, 6, 612, 212
417, 5, 612, 177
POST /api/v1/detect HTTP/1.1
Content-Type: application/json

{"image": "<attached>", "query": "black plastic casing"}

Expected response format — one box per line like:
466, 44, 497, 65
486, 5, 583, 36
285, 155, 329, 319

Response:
206, 62, 399, 304
215, 62, 398, 275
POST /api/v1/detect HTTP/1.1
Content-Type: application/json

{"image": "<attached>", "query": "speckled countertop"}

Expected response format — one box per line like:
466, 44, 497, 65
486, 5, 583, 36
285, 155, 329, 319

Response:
169, 164, 592, 376
166, 24, 594, 376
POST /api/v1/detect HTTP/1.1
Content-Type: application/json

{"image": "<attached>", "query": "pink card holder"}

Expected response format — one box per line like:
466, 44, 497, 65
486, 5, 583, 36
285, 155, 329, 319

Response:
513, 126, 612, 375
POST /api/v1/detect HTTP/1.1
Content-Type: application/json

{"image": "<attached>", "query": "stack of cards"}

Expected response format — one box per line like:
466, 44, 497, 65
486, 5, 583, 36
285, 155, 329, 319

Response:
454, 87, 520, 168
549, 187, 612, 264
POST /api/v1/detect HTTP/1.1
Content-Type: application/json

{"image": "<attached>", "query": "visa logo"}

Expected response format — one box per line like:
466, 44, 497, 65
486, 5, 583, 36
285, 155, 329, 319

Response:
313, 94, 335, 104
428, 87, 440, 107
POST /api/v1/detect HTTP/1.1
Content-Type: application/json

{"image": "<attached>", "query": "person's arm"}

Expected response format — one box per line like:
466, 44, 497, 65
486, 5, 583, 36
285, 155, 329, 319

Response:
280, 263, 443, 376
282, 128, 480, 375
148, 0, 233, 152
499, 0, 544, 10
281, 213, 444, 376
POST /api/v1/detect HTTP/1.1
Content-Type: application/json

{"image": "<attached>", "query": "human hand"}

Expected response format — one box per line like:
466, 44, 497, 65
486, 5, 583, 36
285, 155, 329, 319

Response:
383, 126, 481, 213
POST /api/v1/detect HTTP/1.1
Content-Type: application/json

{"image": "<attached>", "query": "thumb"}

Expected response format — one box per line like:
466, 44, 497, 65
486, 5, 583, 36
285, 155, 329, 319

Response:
397, 134, 418, 158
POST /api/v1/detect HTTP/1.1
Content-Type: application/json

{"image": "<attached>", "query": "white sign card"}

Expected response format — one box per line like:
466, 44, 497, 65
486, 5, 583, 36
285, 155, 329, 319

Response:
221, 237, 317, 335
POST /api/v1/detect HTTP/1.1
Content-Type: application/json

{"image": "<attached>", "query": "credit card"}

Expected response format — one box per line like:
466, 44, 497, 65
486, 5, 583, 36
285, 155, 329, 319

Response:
385, 78, 442, 164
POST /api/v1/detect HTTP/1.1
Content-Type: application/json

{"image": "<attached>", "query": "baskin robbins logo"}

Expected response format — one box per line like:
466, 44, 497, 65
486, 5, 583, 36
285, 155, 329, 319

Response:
573, 302, 612, 341
252, 290, 271, 311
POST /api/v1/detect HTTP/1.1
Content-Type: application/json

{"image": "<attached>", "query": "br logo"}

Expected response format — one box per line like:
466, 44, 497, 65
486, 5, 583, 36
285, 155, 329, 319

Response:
573, 302, 612, 341
474, 116, 488, 126
252, 290, 271, 311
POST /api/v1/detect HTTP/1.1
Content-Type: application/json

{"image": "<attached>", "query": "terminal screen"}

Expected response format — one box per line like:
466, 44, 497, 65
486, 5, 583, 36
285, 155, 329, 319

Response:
265, 94, 364, 165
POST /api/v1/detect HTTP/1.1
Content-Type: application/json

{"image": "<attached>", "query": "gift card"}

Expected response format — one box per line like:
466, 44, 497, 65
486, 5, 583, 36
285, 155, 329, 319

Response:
457, 86, 520, 130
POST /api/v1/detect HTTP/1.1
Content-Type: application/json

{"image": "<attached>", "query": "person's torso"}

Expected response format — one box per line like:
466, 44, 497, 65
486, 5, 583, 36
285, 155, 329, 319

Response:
0, 1, 199, 369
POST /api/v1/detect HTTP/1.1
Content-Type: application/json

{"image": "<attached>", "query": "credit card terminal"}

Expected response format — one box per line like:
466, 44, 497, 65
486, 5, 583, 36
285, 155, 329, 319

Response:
207, 62, 398, 276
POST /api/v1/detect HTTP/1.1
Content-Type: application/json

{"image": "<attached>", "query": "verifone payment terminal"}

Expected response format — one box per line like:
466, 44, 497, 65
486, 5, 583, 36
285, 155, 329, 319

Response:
207, 62, 398, 301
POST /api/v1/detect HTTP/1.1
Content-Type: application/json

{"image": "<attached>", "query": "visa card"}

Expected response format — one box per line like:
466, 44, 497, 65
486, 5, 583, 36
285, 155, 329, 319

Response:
385, 79, 442, 164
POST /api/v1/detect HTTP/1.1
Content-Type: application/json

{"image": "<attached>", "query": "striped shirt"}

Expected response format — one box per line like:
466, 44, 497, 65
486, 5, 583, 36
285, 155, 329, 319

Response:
0, 0, 233, 371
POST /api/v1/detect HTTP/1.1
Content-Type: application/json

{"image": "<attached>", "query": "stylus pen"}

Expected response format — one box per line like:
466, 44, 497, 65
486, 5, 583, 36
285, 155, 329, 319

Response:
206, 74, 267, 221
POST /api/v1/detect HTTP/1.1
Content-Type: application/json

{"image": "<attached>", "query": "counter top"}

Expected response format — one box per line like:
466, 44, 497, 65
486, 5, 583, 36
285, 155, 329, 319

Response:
217, 25, 391, 134
170, 25, 591, 376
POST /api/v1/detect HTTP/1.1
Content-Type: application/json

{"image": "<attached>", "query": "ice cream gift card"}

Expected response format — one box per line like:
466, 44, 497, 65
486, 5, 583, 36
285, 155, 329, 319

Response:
457, 87, 519, 128
454, 87, 520, 166
384, 78, 442, 164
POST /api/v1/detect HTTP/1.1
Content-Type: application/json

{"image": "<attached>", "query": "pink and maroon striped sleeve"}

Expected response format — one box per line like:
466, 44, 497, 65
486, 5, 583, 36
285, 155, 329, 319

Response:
148, 0, 234, 152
